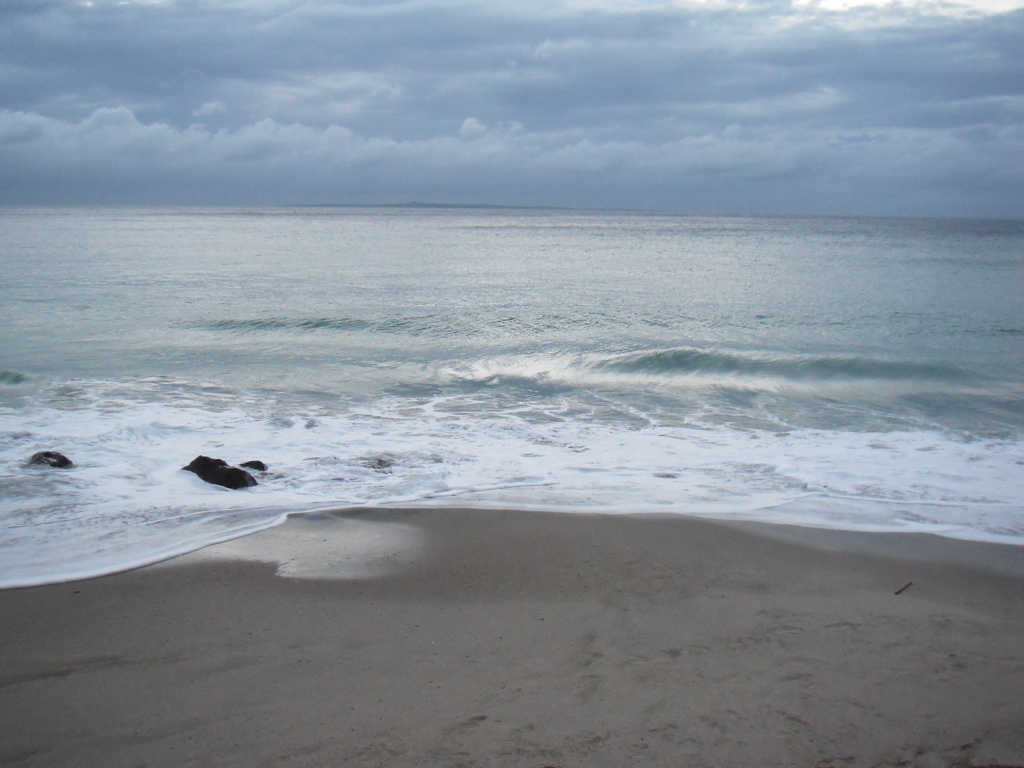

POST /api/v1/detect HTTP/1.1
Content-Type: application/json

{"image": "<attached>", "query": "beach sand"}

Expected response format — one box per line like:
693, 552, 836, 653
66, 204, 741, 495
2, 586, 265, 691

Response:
2, 508, 1023, 767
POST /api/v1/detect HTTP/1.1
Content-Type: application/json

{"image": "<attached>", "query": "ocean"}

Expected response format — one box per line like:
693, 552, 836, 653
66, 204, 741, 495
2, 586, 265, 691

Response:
1, 207, 1022, 587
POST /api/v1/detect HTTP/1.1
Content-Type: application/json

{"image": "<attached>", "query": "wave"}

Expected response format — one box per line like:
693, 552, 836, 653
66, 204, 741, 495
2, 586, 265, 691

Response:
593, 348, 975, 384
201, 317, 374, 332
441, 347, 982, 396
196, 312, 629, 340
197, 315, 479, 339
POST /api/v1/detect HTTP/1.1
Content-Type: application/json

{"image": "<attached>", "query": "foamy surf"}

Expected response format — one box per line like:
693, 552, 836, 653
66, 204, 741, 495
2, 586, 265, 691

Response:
2, 376, 1022, 587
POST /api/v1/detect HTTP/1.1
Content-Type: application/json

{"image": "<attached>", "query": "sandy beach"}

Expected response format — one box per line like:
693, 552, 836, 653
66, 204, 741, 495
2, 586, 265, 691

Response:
2, 508, 1024, 767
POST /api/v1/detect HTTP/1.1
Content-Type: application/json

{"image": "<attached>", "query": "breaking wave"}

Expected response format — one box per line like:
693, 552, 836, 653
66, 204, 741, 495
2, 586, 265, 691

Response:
594, 348, 974, 383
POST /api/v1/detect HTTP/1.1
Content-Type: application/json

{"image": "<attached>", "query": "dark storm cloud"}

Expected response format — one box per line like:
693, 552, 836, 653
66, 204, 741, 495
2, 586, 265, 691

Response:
0, 0, 1021, 216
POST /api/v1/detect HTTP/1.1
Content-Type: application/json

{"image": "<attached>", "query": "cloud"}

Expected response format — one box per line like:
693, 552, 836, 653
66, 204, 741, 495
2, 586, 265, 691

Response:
1, 105, 1019, 216
459, 118, 488, 139
194, 101, 227, 118
0, 0, 1020, 215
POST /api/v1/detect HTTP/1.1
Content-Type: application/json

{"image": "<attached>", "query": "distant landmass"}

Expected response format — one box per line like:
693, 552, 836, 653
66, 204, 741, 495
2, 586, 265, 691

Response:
295, 202, 570, 211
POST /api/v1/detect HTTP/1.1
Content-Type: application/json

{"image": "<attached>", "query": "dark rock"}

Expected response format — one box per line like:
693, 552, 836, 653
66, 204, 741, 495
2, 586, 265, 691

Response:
239, 460, 268, 472
182, 455, 257, 490
29, 450, 73, 468
360, 454, 396, 472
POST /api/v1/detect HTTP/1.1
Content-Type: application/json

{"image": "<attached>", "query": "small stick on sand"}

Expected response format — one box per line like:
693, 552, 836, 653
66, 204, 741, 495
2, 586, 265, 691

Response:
895, 581, 913, 595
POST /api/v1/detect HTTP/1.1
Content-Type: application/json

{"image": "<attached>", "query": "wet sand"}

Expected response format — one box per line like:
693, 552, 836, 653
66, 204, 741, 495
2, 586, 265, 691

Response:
2, 508, 1023, 767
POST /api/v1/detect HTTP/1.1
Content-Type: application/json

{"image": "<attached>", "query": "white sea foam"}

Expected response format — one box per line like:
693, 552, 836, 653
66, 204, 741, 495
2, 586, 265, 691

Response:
2, 380, 1022, 586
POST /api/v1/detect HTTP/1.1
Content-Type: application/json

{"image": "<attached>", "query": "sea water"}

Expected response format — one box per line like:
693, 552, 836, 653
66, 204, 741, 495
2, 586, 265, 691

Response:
1, 207, 1022, 586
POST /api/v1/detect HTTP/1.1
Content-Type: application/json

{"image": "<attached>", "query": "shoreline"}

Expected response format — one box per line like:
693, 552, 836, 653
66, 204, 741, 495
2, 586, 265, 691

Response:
6, 503, 1024, 590
3, 508, 1023, 766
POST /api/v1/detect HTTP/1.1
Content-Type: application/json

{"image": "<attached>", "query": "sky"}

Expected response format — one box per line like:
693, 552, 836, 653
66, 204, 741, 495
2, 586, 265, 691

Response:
0, 0, 1021, 217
